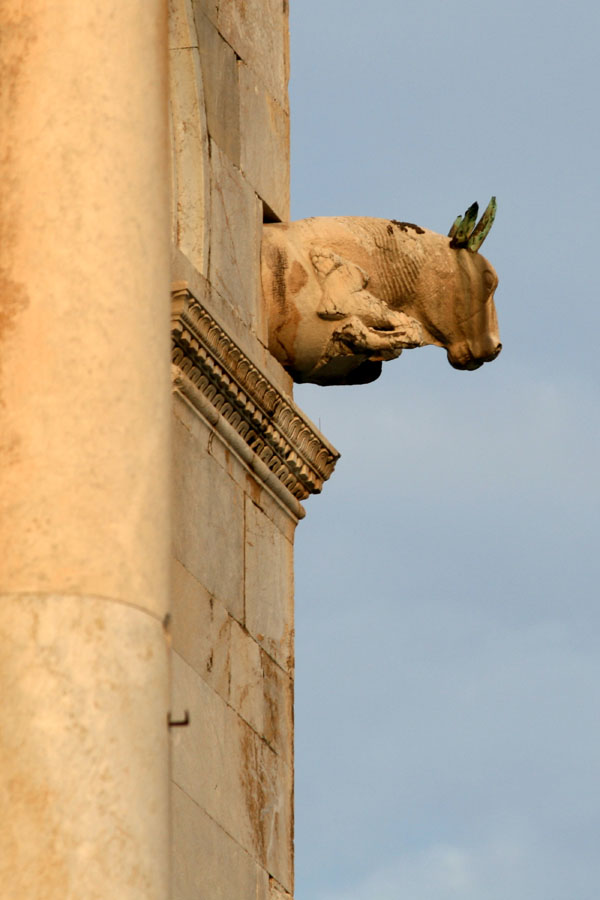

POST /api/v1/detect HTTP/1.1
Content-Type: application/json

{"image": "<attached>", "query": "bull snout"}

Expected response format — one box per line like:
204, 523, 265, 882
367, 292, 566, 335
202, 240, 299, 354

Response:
447, 341, 502, 370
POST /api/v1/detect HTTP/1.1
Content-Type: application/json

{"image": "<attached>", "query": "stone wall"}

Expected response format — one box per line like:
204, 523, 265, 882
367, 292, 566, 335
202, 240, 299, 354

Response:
0, 0, 336, 896
168, 2, 337, 897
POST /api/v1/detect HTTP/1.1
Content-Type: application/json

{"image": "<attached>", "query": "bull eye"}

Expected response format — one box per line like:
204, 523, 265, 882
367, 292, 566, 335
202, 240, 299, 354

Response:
482, 270, 498, 293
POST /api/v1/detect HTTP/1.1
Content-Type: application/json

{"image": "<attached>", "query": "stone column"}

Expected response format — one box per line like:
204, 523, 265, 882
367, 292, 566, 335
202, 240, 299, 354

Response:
0, 3, 171, 898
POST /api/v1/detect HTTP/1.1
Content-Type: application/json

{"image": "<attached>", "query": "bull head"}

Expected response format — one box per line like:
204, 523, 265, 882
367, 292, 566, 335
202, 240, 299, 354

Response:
448, 196, 497, 252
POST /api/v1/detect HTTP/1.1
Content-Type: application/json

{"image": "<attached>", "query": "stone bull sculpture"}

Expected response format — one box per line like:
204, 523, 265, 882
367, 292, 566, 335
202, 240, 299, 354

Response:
261, 198, 501, 385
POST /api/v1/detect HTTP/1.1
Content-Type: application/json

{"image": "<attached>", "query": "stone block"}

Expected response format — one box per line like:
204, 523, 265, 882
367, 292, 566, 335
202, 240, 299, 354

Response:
244, 495, 294, 672
194, 9, 240, 165
171, 653, 293, 891
208, 140, 264, 338
169, 45, 210, 275
172, 559, 264, 734
239, 62, 290, 222
227, 615, 266, 735
217, 0, 289, 109
171, 561, 292, 764
171, 557, 230, 676
171, 784, 263, 900
171, 399, 244, 619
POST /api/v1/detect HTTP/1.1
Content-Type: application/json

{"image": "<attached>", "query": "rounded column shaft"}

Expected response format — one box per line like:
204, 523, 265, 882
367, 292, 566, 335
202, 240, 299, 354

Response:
0, 2, 171, 896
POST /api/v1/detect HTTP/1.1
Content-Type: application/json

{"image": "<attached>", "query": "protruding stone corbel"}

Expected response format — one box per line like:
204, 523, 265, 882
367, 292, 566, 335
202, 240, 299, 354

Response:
261, 199, 502, 385
171, 286, 339, 506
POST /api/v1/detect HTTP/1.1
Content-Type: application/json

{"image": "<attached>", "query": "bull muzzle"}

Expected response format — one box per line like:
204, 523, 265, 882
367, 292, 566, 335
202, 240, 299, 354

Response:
447, 341, 502, 370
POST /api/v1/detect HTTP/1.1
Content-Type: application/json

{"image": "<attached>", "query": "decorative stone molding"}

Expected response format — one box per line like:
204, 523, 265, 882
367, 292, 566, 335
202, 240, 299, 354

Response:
171, 286, 339, 503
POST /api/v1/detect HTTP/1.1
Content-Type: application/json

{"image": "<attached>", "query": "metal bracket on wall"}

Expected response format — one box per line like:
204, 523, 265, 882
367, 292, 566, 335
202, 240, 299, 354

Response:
167, 710, 190, 728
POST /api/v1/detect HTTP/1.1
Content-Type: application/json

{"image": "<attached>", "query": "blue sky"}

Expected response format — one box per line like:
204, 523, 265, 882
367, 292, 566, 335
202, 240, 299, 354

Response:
289, 2, 600, 898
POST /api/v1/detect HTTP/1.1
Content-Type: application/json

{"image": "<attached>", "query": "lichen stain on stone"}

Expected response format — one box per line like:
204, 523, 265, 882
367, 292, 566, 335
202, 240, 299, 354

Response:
260, 653, 281, 751
245, 473, 262, 507
270, 247, 289, 312
287, 260, 307, 296
240, 726, 268, 863
390, 219, 425, 235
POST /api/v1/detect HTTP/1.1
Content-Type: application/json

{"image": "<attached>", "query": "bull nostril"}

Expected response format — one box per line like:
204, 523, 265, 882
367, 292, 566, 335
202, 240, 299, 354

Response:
495, 342, 502, 356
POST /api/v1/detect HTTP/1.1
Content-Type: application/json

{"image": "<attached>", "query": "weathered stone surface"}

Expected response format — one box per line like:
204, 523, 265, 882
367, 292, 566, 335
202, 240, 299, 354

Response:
245, 495, 294, 672
169, 44, 210, 275
244, 474, 297, 545
269, 876, 294, 900
1, 4, 172, 896
191, 0, 218, 28
262, 206, 501, 385
171, 558, 231, 672
172, 247, 293, 393
239, 61, 290, 221
167, 3, 299, 897
171, 784, 264, 900
209, 140, 264, 337
172, 396, 244, 620
260, 649, 293, 765
171, 284, 338, 507
194, 9, 240, 165
0, 0, 172, 616
172, 559, 262, 732
171, 653, 293, 891
217, 0, 289, 109
0, 594, 169, 899
171, 560, 292, 764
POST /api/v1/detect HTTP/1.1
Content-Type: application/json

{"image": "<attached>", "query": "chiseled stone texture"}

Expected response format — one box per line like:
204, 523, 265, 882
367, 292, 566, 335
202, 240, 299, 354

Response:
239, 61, 290, 222
0, 594, 169, 900
171, 653, 293, 891
208, 139, 265, 339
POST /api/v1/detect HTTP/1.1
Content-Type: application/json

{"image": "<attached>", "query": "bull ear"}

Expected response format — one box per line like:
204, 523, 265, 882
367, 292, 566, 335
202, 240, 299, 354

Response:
448, 201, 478, 246
467, 196, 497, 252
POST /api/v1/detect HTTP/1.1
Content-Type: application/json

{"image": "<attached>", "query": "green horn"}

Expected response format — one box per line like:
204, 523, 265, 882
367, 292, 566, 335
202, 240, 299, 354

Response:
449, 201, 479, 245
447, 214, 463, 240
467, 196, 497, 252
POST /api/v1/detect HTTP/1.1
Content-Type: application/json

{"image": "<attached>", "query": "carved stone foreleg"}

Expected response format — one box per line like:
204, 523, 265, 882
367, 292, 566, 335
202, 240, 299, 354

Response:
329, 315, 423, 361
311, 247, 408, 331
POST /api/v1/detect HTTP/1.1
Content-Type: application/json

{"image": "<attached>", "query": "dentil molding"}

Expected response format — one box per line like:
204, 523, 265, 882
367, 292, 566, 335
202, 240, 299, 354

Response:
171, 286, 339, 505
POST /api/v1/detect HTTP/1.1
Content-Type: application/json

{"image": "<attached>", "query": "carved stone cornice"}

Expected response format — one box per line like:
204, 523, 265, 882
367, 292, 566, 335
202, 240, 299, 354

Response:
171, 287, 339, 503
